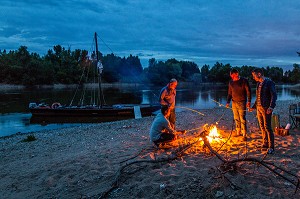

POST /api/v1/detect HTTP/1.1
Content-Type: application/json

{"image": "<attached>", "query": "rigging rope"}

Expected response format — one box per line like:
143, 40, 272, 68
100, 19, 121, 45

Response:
69, 66, 87, 106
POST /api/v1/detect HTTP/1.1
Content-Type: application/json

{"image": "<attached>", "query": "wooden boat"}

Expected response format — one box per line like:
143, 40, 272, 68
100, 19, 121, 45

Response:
29, 103, 160, 118
30, 113, 144, 124
29, 32, 160, 120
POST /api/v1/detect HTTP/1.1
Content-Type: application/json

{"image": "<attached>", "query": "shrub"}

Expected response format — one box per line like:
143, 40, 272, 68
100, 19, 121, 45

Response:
22, 135, 37, 142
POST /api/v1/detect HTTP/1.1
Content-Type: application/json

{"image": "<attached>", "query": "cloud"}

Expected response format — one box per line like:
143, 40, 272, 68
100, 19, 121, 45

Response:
0, 0, 299, 67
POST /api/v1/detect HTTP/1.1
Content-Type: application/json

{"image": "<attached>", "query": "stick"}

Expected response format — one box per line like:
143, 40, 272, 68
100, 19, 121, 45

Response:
200, 132, 300, 193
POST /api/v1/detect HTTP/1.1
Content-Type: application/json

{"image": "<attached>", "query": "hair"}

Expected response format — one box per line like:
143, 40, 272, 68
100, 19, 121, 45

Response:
169, 78, 177, 83
230, 68, 239, 74
161, 105, 169, 115
252, 68, 264, 75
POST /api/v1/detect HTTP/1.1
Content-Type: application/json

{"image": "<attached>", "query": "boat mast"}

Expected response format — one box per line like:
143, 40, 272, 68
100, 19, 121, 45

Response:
95, 32, 103, 108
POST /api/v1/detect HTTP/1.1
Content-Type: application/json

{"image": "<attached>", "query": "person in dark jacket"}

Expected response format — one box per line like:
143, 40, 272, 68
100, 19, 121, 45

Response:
251, 68, 277, 154
159, 78, 177, 129
226, 69, 251, 141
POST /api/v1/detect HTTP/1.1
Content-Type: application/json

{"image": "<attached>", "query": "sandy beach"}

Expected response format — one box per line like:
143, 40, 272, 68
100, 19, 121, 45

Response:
1, 100, 300, 198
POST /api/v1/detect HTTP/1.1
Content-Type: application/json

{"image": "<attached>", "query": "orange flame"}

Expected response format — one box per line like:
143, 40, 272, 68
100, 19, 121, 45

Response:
207, 125, 221, 143
199, 124, 222, 143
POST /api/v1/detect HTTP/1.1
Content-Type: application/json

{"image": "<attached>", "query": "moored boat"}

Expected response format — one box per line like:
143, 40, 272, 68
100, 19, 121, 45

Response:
29, 103, 160, 117
29, 32, 160, 120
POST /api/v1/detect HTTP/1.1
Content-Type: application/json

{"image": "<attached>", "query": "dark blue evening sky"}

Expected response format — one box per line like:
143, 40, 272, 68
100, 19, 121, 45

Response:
1, 0, 299, 68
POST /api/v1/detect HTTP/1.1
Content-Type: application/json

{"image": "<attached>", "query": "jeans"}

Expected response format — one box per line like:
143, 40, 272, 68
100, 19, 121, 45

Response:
168, 108, 176, 129
256, 106, 274, 149
232, 101, 247, 135
153, 133, 175, 146
161, 106, 176, 129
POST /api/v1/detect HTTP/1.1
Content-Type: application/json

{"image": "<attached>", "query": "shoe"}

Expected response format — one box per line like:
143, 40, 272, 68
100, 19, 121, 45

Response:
243, 136, 247, 141
267, 148, 274, 154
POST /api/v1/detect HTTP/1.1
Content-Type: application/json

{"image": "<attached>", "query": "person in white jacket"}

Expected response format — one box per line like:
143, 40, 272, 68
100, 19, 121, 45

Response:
150, 106, 181, 147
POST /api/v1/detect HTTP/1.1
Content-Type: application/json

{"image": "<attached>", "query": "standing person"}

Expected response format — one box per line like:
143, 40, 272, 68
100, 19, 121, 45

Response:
226, 69, 251, 141
251, 68, 277, 154
159, 78, 177, 129
149, 106, 177, 147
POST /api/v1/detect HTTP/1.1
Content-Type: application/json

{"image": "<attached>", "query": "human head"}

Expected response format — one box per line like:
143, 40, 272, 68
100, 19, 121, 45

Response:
252, 68, 264, 82
161, 105, 171, 117
230, 68, 239, 81
168, 78, 178, 89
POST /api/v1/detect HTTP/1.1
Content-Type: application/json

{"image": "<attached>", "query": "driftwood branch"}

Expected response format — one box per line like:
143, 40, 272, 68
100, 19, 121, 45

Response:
95, 130, 300, 198
216, 166, 242, 190
199, 130, 300, 194
97, 140, 200, 199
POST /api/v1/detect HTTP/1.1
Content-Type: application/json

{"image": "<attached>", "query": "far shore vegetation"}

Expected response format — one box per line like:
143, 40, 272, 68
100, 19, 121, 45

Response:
0, 45, 299, 86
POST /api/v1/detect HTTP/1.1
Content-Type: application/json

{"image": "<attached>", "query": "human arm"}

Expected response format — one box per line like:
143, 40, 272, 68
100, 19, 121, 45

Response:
226, 82, 232, 107
159, 88, 169, 106
268, 80, 277, 109
266, 80, 277, 114
245, 78, 251, 108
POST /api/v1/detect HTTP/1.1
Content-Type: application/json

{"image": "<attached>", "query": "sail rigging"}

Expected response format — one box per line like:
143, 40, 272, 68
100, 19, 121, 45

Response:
94, 32, 105, 108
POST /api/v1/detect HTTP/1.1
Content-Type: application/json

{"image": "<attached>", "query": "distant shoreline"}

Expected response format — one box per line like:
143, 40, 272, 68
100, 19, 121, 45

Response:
0, 82, 222, 90
1, 82, 299, 91
0, 83, 145, 91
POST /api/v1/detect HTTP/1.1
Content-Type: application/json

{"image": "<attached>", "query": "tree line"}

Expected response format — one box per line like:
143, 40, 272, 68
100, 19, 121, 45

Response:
0, 45, 299, 86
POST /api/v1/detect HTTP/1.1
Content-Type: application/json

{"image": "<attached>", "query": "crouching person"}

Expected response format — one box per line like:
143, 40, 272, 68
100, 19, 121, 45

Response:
150, 106, 177, 147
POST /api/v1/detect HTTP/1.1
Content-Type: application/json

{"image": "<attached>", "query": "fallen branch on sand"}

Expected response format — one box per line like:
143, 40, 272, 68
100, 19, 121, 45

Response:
199, 130, 300, 194
95, 130, 300, 198
97, 140, 199, 199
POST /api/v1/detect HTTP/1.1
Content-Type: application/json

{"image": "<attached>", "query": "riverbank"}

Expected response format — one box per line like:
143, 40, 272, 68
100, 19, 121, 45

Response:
1, 100, 300, 198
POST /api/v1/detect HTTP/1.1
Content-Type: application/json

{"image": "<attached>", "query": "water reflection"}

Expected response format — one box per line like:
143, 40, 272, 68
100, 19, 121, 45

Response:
30, 115, 133, 124
277, 86, 300, 100
0, 113, 80, 137
0, 84, 299, 137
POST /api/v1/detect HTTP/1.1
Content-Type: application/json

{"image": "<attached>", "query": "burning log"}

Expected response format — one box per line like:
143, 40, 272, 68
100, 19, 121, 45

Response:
199, 130, 226, 162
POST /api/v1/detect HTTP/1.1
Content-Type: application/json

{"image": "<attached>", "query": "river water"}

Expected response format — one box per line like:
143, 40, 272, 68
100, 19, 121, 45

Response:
0, 84, 299, 137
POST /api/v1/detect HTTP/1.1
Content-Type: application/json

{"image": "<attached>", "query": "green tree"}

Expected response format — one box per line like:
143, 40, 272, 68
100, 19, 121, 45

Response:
145, 58, 168, 85
200, 64, 210, 83
165, 58, 182, 80
266, 66, 283, 82
44, 45, 82, 84
102, 53, 122, 83
119, 54, 143, 82
290, 64, 300, 83
181, 61, 200, 81
208, 62, 231, 83
0, 49, 11, 83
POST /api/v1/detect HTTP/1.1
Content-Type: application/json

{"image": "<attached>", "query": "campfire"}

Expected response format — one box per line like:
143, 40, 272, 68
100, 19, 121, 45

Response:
199, 125, 222, 143
206, 125, 222, 142
158, 124, 223, 149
